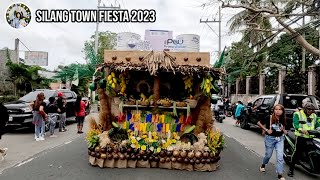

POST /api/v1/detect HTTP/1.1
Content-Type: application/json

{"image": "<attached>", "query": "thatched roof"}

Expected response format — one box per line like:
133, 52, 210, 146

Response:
103, 50, 224, 76
104, 62, 223, 76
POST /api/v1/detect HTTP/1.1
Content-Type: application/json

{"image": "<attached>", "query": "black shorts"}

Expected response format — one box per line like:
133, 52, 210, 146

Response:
76, 116, 85, 126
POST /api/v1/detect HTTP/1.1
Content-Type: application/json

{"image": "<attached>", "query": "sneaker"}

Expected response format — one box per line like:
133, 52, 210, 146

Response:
259, 166, 266, 172
278, 177, 285, 180
35, 138, 41, 141
50, 135, 57, 138
63, 128, 67, 132
39, 137, 45, 141
1, 148, 8, 157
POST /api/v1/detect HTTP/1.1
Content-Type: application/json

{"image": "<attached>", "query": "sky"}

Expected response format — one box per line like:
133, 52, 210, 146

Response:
0, 0, 242, 71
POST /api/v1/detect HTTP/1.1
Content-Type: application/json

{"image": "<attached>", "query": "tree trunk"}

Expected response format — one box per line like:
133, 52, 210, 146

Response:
153, 76, 160, 106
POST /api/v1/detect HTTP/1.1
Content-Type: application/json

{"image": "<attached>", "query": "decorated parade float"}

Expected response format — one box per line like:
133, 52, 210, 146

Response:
86, 49, 225, 171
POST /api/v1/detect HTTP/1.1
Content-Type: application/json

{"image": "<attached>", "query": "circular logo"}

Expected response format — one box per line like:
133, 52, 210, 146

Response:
6, 3, 31, 29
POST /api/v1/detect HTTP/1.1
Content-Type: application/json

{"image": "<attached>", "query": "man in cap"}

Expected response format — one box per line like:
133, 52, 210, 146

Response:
288, 102, 320, 177
57, 92, 67, 132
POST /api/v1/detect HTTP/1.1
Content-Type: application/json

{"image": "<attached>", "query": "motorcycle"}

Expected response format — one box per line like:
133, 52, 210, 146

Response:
214, 105, 225, 123
226, 103, 233, 117
283, 121, 320, 174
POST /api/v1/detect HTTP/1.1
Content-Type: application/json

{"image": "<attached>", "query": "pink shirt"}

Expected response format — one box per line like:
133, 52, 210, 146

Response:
75, 101, 86, 117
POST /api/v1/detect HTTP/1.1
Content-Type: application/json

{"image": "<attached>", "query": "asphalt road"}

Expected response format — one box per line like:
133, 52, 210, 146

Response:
1, 131, 282, 180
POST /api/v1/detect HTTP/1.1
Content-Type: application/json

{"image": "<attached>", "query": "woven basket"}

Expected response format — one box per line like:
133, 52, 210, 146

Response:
162, 102, 173, 107
139, 101, 149, 106
176, 102, 187, 107
186, 99, 197, 108
125, 101, 135, 105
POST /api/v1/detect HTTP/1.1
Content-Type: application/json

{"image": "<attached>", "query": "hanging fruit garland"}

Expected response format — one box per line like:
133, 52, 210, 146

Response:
183, 75, 193, 93
119, 72, 129, 93
107, 72, 117, 90
200, 73, 218, 97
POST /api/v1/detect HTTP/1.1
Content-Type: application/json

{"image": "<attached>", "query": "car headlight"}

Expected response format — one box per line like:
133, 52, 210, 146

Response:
21, 107, 32, 113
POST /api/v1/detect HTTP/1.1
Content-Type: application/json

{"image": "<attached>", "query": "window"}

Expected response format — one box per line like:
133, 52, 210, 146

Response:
253, 98, 263, 107
261, 98, 273, 108
282, 95, 313, 109
64, 92, 73, 99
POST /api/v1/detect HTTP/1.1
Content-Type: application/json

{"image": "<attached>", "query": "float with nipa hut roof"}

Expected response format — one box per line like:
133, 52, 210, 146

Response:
86, 49, 225, 171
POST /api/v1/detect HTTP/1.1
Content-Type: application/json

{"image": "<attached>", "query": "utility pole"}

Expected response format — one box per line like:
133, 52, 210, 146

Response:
91, 0, 120, 102
200, 6, 222, 55
302, 3, 306, 93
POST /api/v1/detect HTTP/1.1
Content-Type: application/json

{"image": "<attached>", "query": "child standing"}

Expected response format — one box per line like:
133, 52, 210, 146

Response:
46, 97, 60, 138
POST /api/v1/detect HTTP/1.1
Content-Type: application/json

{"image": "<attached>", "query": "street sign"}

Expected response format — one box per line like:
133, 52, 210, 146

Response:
25, 51, 48, 66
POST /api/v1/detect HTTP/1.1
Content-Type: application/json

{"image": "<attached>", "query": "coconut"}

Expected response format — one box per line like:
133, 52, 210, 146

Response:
166, 150, 173, 157
127, 147, 133, 154
195, 159, 200, 164
149, 156, 154, 161
95, 146, 101, 152
146, 149, 152, 156
120, 147, 126, 154
136, 155, 142, 160
209, 152, 215, 158
125, 154, 130, 159
107, 154, 113, 160
184, 158, 189, 163
100, 154, 107, 159
203, 152, 209, 158
187, 151, 195, 159
100, 148, 106, 153
154, 156, 160, 162
173, 150, 180, 157
160, 158, 166, 163
177, 157, 183, 163
206, 159, 211, 164
90, 152, 96, 157
143, 155, 148, 161
114, 147, 119, 153
159, 150, 166, 157
119, 153, 125, 160
195, 151, 202, 158
133, 148, 139, 154
189, 159, 195, 164
180, 150, 187, 158
140, 150, 146, 156
107, 147, 113, 153
166, 157, 171, 162
113, 153, 119, 160
171, 157, 177, 162
201, 159, 206, 164
131, 154, 136, 160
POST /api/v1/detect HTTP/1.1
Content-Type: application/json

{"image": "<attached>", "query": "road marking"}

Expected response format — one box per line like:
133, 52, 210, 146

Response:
15, 158, 34, 167
64, 141, 72, 144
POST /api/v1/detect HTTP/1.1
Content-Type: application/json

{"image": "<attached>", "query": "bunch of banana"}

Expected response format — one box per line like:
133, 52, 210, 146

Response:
107, 72, 117, 89
160, 98, 171, 104
119, 73, 127, 93
183, 75, 193, 92
200, 74, 214, 96
140, 93, 147, 102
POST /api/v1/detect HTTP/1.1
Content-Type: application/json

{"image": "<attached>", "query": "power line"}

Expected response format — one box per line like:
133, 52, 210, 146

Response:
18, 39, 31, 51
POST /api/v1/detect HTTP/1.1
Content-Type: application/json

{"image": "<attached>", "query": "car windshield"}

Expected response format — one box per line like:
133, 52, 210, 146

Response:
19, 90, 56, 102
282, 95, 314, 109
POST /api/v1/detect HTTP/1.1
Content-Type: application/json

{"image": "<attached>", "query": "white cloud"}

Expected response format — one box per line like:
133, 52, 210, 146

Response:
0, 0, 241, 70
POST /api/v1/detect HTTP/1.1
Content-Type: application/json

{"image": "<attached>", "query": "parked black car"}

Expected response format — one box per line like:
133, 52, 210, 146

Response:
240, 94, 320, 130
4, 89, 78, 130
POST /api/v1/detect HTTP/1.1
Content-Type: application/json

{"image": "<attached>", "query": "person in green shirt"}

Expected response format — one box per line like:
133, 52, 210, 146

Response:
288, 103, 320, 177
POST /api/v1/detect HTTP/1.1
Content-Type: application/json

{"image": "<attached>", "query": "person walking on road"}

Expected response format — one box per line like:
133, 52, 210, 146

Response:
287, 102, 320, 177
234, 101, 244, 127
32, 92, 47, 141
258, 104, 287, 180
75, 96, 88, 134
46, 97, 60, 138
57, 92, 67, 132
0, 102, 9, 160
